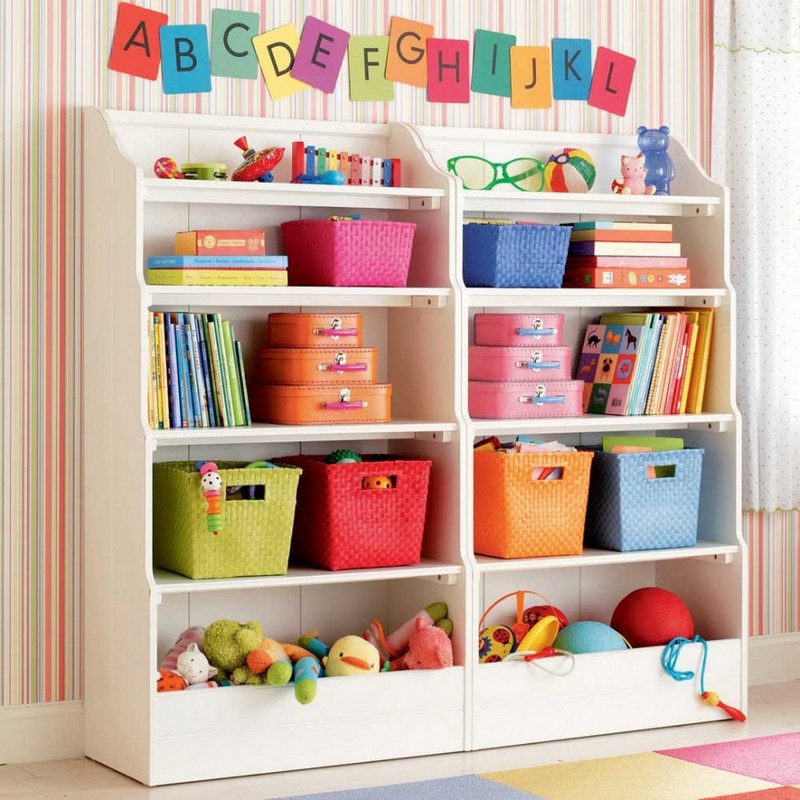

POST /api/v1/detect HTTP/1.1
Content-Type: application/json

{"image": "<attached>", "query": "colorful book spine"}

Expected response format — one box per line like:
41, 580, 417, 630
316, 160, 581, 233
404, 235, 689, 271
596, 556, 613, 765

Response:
181, 314, 202, 428
222, 320, 244, 426
205, 315, 229, 427
147, 255, 288, 269
145, 269, 288, 287
234, 339, 251, 426
195, 316, 217, 428
174, 229, 266, 256
165, 317, 181, 427
156, 313, 170, 429
568, 241, 682, 257
187, 314, 209, 427
171, 314, 190, 428
211, 314, 235, 427
147, 313, 158, 429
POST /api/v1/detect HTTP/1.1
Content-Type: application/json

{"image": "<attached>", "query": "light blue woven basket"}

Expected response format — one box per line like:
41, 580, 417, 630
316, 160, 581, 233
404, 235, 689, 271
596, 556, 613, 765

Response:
584, 448, 704, 552
463, 223, 571, 288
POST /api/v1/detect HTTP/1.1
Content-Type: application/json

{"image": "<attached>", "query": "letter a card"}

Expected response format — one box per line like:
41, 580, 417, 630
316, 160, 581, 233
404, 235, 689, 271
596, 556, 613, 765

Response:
109, 2, 168, 80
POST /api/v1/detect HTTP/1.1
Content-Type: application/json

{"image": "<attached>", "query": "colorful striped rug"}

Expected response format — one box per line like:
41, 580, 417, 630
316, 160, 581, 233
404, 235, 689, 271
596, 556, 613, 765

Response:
278, 732, 800, 800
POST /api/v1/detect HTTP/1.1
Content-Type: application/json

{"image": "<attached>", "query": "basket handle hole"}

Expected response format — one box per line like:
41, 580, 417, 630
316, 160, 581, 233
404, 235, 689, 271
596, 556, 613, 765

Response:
646, 465, 676, 480
530, 467, 563, 481
226, 485, 266, 500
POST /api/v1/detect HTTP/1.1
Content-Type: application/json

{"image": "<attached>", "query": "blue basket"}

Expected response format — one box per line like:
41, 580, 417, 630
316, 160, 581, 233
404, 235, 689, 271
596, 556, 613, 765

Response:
463, 223, 571, 288
584, 448, 703, 552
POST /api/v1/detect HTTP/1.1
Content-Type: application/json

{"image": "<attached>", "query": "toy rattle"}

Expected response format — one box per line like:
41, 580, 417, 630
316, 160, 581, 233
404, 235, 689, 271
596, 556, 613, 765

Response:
197, 461, 223, 534
661, 635, 746, 721
231, 136, 285, 183
153, 157, 183, 179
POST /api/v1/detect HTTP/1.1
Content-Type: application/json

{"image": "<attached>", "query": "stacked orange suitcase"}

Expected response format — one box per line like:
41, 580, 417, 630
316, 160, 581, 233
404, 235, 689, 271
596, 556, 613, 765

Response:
251, 312, 392, 424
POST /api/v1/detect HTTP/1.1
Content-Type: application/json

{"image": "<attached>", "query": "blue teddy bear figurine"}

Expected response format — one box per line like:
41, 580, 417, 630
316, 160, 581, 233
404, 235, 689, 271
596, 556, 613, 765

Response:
637, 125, 675, 195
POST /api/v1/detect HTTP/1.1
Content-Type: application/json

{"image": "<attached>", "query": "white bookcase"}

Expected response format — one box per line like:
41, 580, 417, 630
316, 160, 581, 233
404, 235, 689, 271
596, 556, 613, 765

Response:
83, 108, 745, 786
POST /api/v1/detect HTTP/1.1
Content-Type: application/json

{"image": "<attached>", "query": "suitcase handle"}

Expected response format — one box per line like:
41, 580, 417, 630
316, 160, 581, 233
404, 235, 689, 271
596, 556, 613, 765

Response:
515, 360, 560, 370
515, 327, 557, 337
313, 327, 359, 337
323, 401, 367, 410
519, 394, 566, 405
320, 362, 368, 372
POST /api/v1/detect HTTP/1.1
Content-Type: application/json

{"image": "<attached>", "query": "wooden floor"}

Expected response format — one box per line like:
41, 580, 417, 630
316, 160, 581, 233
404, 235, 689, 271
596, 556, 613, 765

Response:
1, 682, 798, 799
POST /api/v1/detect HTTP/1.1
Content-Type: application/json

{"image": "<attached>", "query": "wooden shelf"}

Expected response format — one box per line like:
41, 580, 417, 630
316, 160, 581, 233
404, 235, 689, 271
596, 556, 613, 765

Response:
142, 178, 444, 210
470, 412, 735, 437
149, 419, 457, 447
153, 559, 464, 594
474, 541, 739, 573
146, 285, 452, 309
462, 190, 720, 217
464, 287, 726, 309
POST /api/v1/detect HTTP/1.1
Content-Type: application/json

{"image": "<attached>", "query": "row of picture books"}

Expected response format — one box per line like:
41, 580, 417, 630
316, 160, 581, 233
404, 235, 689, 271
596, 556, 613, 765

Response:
146, 311, 251, 430
579, 308, 714, 416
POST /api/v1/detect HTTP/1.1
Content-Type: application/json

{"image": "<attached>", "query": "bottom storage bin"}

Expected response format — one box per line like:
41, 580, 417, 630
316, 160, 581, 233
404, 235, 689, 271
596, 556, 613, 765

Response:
152, 461, 302, 579
473, 450, 594, 558
585, 448, 704, 552
275, 454, 431, 570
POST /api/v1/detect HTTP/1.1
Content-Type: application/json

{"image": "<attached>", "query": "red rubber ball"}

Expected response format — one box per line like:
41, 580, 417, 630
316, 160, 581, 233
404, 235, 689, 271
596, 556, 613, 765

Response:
610, 587, 694, 648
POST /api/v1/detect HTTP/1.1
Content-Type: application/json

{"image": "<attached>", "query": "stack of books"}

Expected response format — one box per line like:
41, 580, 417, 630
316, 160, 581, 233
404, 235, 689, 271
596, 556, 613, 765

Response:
146, 311, 251, 429
561, 221, 690, 289
146, 228, 288, 287
577, 309, 714, 416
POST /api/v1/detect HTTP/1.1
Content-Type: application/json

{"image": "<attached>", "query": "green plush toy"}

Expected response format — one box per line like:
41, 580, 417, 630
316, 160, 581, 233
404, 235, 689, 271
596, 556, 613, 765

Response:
203, 619, 264, 683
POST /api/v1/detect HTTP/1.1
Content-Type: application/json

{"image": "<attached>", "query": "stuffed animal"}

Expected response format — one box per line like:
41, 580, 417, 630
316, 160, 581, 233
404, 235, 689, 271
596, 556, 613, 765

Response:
323, 635, 380, 676
203, 619, 263, 680
637, 125, 675, 195
175, 642, 218, 686
611, 154, 655, 195
156, 668, 187, 692
389, 618, 454, 671
159, 625, 205, 673
364, 602, 452, 663
292, 655, 321, 704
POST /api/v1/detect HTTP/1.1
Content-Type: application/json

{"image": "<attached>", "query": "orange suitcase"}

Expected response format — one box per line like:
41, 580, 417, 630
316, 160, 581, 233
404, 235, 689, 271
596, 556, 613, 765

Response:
257, 347, 379, 385
252, 383, 392, 424
266, 312, 363, 348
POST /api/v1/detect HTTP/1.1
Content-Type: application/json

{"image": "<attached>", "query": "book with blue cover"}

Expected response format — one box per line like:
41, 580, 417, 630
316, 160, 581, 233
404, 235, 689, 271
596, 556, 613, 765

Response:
147, 255, 288, 269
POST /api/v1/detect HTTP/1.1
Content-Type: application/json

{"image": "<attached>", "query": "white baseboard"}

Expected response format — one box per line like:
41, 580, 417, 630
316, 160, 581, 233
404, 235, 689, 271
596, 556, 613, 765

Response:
749, 633, 800, 686
0, 701, 83, 764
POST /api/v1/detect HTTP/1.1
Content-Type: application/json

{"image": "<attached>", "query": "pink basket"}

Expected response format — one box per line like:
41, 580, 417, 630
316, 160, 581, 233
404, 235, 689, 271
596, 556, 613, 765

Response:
281, 219, 416, 287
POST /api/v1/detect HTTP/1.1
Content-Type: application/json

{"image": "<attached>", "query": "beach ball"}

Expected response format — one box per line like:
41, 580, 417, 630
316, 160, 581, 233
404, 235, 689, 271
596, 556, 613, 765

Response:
611, 587, 694, 648
553, 621, 629, 654
544, 147, 596, 193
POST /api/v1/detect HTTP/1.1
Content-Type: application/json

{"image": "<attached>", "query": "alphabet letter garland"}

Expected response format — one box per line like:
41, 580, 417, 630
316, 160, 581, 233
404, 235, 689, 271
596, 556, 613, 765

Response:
108, 4, 636, 115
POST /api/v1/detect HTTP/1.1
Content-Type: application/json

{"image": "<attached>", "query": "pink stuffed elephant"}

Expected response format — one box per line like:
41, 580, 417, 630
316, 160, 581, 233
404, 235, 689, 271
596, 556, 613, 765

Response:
389, 618, 454, 671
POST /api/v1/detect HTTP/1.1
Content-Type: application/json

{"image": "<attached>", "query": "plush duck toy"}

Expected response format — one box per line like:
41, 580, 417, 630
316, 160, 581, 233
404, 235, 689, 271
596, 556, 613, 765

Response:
323, 635, 380, 677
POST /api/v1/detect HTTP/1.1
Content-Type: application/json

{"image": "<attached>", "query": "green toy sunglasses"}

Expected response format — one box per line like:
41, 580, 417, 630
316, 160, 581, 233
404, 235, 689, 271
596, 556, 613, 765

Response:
447, 155, 546, 192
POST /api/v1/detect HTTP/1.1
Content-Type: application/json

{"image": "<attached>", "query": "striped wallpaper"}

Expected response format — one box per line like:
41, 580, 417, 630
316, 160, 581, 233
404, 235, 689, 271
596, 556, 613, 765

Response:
0, 0, 720, 707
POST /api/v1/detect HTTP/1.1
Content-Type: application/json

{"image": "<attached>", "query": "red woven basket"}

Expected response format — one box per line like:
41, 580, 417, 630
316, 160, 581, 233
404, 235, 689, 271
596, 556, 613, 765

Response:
274, 454, 431, 570
281, 219, 416, 287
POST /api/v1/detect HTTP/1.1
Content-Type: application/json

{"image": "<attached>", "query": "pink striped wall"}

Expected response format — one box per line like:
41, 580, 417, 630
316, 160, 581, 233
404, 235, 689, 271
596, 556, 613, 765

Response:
0, 0, 715, 706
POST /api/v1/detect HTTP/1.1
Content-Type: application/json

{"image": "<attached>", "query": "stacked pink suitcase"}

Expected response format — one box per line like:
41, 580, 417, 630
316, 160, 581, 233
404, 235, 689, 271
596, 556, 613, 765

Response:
468, 313, 584, 419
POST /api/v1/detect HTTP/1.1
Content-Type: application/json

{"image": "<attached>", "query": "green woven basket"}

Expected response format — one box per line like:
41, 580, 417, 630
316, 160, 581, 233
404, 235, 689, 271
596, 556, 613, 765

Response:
152, 461, 302, 579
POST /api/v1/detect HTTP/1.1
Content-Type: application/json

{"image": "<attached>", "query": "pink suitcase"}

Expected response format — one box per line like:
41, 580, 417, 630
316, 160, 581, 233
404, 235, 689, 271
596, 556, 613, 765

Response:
468, 379, 583, 419
474, 313, 564, 347
469, 345, 572, 382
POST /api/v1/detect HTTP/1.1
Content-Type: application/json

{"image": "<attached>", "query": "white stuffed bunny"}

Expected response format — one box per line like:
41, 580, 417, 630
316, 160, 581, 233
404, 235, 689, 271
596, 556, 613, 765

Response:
175, 642, 218, 685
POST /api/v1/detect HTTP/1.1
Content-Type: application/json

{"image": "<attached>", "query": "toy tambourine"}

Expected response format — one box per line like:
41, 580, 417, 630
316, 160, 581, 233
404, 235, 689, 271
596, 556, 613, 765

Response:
478, 590, 567, 663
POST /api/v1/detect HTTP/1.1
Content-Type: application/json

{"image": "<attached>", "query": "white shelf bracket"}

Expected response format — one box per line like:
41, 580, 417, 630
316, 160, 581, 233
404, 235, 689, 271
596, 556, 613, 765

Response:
420, 572, 459, 585
411, 295, 449, 309
414, 430, 454, 443
683, 295, 723, 308
693, 552, 735, 564
682, 204, 716, 217
688, 419, 730, 433
408, 197, 441, 211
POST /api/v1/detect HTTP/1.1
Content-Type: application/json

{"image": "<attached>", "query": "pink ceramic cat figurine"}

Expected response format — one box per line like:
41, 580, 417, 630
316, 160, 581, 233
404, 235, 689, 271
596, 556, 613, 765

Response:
611, 154, 656, 195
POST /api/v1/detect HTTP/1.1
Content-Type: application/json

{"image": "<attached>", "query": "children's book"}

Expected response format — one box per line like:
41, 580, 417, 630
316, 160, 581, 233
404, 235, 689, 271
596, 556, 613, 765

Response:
569, 221, 673, 232
174, 229, 266, 256
147, 255, 288, 269
565, 255, 688, 269
146, 269, 288, 287
685, 308, 715, 413
569, 229, 673, 243
577, 322, 605, 412
568, 241, 681, 257
563, 267, 691, 289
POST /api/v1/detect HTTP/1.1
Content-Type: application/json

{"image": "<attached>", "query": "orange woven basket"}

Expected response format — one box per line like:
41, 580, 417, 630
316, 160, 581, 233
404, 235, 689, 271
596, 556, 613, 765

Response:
473, 450, 594, 558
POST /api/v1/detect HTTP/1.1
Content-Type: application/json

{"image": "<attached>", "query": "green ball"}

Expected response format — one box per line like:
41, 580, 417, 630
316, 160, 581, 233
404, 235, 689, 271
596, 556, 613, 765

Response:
325, 449, 362, 464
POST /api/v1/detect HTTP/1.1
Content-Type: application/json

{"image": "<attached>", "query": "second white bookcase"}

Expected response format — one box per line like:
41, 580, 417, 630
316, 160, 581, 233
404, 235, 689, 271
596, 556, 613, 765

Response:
83, 108, 745, 785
